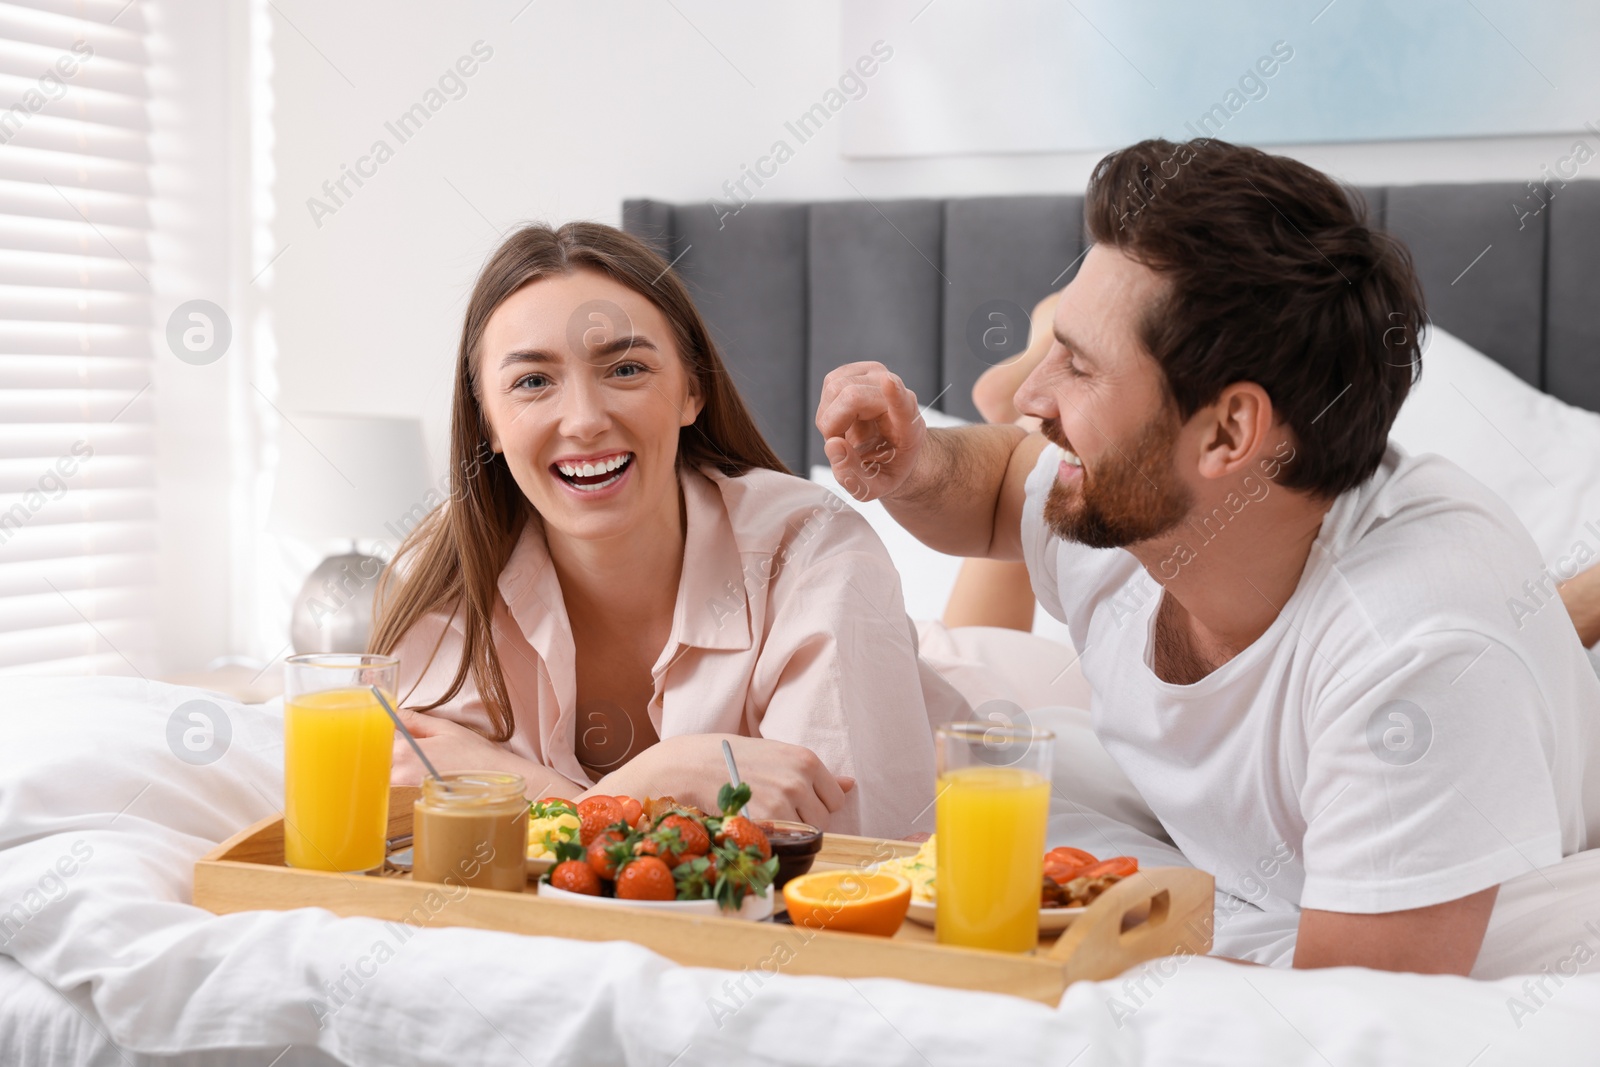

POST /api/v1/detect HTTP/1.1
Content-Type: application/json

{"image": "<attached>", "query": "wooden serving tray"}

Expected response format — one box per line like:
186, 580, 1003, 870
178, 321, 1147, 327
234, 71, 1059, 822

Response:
193, 788, 1214, 1005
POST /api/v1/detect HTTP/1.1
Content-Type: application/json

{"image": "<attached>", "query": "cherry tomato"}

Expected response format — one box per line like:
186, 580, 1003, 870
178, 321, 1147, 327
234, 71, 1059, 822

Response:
1080, 856, 1139, 880
1043, 859, 1091, 884
1046, 847, 1098, 866
575, 796, 626, 845
1042, 846, 1098, 884
617, 796, 644, 828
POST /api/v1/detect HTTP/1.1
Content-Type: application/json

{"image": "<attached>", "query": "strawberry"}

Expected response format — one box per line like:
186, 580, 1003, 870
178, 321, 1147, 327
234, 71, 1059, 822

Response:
715, 815, 771, 861
549, 859, 601, 896
586, 830, 625, 880
576, 796, 626, 846
710, 840, 778, 911
672, 853, 719, 900
615, 856, 676, 901
655, 814, 711, 860
716, 782, 752, 817
633, 826, 686, 867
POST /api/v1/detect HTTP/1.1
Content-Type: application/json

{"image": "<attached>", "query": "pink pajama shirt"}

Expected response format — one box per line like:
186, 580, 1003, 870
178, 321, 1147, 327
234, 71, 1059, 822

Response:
391, 464, 967, 837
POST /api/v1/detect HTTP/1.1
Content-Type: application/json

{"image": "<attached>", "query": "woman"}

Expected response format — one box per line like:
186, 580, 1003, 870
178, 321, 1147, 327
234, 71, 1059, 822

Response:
370, 222, 964, 837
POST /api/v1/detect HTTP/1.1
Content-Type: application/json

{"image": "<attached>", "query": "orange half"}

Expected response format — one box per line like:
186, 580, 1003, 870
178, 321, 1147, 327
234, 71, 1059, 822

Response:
782, 870, 912, 937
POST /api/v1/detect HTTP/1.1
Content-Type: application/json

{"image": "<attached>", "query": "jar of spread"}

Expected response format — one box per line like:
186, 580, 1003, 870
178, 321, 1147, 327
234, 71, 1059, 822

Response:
412, 773, 528, 893
757, 819, 823, 889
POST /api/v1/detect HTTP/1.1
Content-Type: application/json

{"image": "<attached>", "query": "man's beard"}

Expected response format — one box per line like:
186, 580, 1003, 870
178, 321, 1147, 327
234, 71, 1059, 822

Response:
1041, 412, 1193, 549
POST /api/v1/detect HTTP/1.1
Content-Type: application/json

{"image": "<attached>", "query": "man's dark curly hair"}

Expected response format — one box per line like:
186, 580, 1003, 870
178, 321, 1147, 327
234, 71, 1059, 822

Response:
1084, 138, 1427, 497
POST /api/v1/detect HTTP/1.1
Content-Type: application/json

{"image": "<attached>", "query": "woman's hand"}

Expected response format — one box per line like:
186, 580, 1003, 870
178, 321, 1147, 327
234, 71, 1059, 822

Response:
390, 709, 583, 797
585, 734, 855, 829
390, 709, 511, 785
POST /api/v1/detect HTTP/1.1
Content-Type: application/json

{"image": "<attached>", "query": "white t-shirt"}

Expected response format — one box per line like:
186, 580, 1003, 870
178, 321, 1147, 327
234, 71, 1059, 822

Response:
1022, 442, 1600, 914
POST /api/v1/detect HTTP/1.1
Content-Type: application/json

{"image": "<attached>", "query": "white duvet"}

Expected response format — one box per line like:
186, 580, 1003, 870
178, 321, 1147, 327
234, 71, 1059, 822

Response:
2, 677, 1597, 1066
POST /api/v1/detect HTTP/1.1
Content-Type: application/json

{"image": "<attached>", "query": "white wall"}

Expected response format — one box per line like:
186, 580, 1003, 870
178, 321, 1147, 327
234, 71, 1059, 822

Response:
248, 0, 1584, 658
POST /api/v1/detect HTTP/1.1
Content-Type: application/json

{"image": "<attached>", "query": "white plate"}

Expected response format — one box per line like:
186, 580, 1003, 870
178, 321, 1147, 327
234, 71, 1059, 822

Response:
1039, 904, 1087, 932
904, 899, 1085, 932
538, 881, 774, 921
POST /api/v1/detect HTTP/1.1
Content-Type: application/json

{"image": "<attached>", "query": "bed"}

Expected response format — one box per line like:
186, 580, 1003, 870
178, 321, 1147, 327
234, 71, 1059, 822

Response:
3, 678, 1599, 1066
5, 184, 1600, 1064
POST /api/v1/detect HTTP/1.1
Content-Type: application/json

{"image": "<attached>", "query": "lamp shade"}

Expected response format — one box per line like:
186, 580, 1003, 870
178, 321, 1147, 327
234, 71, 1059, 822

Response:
266, 413, 434, 544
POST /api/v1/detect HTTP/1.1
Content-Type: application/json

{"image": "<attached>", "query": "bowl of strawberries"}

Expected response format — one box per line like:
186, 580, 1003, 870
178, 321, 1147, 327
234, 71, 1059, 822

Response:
537, 783, 779, 921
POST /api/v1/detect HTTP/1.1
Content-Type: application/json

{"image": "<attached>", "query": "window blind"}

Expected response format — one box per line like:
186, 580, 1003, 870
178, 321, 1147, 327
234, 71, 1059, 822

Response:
0, 0, 155, 676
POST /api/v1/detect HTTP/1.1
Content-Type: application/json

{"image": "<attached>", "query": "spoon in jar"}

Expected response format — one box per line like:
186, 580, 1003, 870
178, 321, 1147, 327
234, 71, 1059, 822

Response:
369, 685, 450, 792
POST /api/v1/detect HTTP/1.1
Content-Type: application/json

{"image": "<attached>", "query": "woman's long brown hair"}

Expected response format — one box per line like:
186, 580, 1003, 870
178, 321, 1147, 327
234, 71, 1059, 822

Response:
368, 222, 788, 741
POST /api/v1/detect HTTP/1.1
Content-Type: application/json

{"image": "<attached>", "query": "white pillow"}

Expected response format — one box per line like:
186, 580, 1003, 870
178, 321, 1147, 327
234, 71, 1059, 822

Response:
1390, 326, 1600, 573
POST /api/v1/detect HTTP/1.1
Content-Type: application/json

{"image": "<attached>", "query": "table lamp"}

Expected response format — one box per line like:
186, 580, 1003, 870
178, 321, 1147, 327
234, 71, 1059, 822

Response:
266, 413, 433, 654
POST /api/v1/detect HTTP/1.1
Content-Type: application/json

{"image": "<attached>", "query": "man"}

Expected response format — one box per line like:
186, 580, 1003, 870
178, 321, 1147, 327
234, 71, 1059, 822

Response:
816, 138, 1600, 974
955, 284, 1600, 653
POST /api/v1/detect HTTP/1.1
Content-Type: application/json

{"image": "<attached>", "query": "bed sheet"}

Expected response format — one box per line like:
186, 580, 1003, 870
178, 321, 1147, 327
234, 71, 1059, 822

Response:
0, 954, 346, 1067
2, 677, 1597, 1066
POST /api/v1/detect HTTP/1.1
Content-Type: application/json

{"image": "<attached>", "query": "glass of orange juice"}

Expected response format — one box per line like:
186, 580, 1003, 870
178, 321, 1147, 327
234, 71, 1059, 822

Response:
934, 721, 1054, 953
283, 653, 398, 872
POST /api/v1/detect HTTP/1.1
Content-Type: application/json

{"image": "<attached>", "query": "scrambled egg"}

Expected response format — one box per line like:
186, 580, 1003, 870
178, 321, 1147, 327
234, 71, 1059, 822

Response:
525, 810, 580, 859
875, 836, 936, 903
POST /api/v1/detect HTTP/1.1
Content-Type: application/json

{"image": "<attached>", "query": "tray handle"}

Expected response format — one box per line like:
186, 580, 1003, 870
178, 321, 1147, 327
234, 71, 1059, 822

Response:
1045, 866, 1215, 983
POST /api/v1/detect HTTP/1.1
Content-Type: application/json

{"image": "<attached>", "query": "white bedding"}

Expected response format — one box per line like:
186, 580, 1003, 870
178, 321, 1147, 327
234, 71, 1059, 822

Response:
3, 677, 1598, 1065
1391, 326, 1600, 575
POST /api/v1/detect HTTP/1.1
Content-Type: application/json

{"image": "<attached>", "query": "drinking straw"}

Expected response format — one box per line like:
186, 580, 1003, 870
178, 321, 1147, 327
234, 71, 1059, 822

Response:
369, 685, 450, 791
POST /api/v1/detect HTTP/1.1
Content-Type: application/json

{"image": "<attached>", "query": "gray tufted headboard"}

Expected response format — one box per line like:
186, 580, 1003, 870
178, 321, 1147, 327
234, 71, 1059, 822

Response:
624, 183, 1600, 474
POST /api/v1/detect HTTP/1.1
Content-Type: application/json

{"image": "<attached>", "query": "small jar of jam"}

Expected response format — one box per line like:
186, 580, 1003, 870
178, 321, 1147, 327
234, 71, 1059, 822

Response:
757, 819, 824, 890
412, 773, 528, 893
